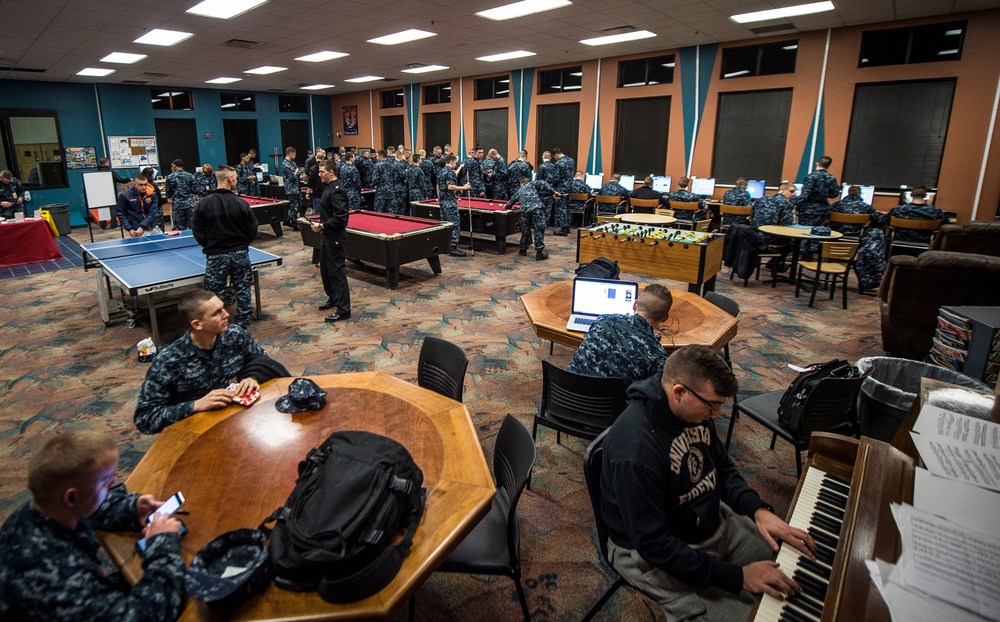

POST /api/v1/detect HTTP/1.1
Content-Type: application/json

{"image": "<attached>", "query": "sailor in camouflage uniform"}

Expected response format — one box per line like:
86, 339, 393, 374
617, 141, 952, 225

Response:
246, 149, 262, 197
721, 177, 753, 228
193, 163, 217, 199
567, 284, 673, 388
437, 155, 470, 257
568, 171, 592, 206
598, 174, 632, 214
407, 153, 427, 206
507, 153, 533, 199
0, 430, 185, 622
551, 147, 575, 235
536, 152, 557, 226
372, 150, 390, 213
339, 152, 363, 211
419, 150, 436, 198
482, 154, 496, 199
235, 153, 255, 196
466, 147, 487, 198
0, 170, 27, 219
753, 182, 796, 249
668, 176, 708, 222
281, 147, 303, 225
134, 290, 268, 434
792, 156, 839, 228
388, 152, 410, 215
486, 149, 508, 200
507, 175, 558, 261
887, 185, 945, 243
829, 185, 874, 237
165, 159, 198, 231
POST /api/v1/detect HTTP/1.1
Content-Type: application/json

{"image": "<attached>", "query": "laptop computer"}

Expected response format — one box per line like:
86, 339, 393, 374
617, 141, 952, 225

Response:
566, 277, 640, 333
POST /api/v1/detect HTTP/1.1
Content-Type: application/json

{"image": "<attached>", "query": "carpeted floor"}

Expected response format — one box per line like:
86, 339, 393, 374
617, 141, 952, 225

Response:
0, 222, 888, 621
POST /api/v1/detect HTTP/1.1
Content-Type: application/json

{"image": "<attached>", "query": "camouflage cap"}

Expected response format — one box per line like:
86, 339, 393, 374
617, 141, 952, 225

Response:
185, 528, 272, 608
810, 226, 833, 237
275, 378, 327, 413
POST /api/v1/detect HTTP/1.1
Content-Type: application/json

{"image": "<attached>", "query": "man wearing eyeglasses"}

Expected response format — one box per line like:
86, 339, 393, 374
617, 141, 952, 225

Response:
600, 345, 816, 621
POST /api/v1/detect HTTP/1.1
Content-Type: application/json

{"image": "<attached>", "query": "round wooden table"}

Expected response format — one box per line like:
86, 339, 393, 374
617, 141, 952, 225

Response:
620, 213, 678, 225
99, 373, 495, 621
758, 225, 844, 281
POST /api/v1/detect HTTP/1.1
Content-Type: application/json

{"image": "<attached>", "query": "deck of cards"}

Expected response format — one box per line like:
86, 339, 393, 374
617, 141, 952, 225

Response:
227, 383, 260, 406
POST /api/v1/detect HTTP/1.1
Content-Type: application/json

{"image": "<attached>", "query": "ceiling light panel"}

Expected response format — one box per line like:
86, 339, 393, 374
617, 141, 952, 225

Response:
100, 52, 147, 64
730, 1, 835, 24
301, 84, 334, 90
77, 67, 115, 76
205, 77, 241, 84
244, 66, 286, 74
134, 29, 194, 46
401, 65, 449, 74
580, 30, 656, 46
476, 0, 572, 21
187, 0, 268, 19
477, 50, 536, 62
344, 75, 385, 83
295, 51, 349, 62
368, 29, 436, 45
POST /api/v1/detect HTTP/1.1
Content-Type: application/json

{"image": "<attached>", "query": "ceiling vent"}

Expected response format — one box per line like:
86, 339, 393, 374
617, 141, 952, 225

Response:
749, 23, 796, 35
141, 72, 170, 78
225, 39, 260, 49
122, 79, 148, 84
600, 24, 636, 34
0, 67, 45, 73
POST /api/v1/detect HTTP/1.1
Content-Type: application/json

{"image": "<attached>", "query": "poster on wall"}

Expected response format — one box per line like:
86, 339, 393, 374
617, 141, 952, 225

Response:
107, 136, 159, 169
66, 146, 98, 169
343, 105, 358, 136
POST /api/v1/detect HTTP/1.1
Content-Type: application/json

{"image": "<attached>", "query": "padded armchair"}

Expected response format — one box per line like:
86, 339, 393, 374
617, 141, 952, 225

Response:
929, 221, 1000, 256
417, 336, 469, 401
724, 374, 865, 476
878, 251, 1000, 359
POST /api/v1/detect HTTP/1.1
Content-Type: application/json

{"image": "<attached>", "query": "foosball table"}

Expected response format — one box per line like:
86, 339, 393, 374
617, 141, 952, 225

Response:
577, 222, 724, 294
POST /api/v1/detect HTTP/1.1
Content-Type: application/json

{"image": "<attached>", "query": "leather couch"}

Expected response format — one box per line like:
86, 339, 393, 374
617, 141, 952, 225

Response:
928, 221, 1000, 256
879, 251, 1000, 359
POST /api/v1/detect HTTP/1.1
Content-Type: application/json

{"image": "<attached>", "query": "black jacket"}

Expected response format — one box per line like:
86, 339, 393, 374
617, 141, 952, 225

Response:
191, 189, 257, 255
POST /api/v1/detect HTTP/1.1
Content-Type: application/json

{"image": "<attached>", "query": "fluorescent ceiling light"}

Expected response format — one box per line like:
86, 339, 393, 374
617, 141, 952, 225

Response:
783, 44, 798, 50
563, 85, 582, 90
221, 103, 236, 108
402, 64, 449, 74
295, 50, 349, 62
938, 49, 959, 55
301, 84, 334, 90
205, 77, 241, 84
622, 82, 646, 87
477, 50, 535, 62
944, 29, 962, 36
662, 62, 675, 67
100, 52, 147, 64
724, 70, 751, 78
581, 30, 655, 46
186, 0, 267, 19
476, 0, 572, 21
368, 29, 436, 45
569, 71, 582, 76
730, 1, 834, 24
345, 75, 384, 83
134, 29, 193, 46
244, 65, 286, 74
496, 89, 509, 94
151, 98, 161, 103
156, 91, 185, 97
77, 67, 115, 76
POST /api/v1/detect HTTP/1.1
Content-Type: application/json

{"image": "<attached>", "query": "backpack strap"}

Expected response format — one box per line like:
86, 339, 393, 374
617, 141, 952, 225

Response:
315, 487, 426, 604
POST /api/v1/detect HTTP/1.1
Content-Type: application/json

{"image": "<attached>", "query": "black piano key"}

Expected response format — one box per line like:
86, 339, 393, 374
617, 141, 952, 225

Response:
816, 499, 846, 520
821, 475, 851, 496
817, 488, 848, 508
813, 543, 836, 566
811, 512, 842, 534
808, 527, 838, 548
781, 599, 821, 622
786, 592, 824, 618
801, 556, 832, 579
793, 572, 828, 601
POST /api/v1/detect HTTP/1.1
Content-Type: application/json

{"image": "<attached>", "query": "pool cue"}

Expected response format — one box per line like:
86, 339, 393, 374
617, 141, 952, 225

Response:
465, 189, 475, 255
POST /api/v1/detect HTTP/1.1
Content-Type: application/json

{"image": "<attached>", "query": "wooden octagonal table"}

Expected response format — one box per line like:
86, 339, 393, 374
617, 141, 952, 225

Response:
98, 372, 495, 621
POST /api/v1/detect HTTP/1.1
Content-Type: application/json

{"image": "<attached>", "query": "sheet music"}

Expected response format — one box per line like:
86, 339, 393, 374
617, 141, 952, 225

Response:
890, 504, 1000, 620
867, 559, 988, 622
909, 433, 1000, 492
913, 468, 1000, 535
913, 405, 1000, 450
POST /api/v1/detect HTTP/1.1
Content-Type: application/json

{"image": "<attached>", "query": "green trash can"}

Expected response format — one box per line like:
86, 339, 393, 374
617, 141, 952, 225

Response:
39, 203, 71, 236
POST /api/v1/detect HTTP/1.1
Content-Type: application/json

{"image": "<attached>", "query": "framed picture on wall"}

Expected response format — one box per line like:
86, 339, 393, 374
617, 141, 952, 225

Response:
343, 105, 359, 136
66, 146, 98, 169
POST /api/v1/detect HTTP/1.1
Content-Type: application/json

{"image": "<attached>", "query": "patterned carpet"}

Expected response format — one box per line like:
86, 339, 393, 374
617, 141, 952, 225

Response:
0, 223, 887, 621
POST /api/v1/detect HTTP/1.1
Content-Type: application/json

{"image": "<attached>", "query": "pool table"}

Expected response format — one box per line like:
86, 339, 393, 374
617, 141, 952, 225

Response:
238, 194, 290, 238
410, 197, 520, 254
300, 211, 454, 289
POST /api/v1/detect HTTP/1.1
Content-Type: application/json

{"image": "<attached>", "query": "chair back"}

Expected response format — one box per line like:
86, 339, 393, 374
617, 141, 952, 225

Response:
889, 216, 942, 232
694, 219, 711, 232
570, 193, 592, 202
596, 195, 624, 206
820, 241, 859, 263
798, 374, 867, 438
629, 198, 660, 213
417, 336, 469, 401
655, 208, 675, 217
540, 361, 628, 438
669, 201, 699, 213
494, 415, 536, 566
583, 430, 612, 562
703, 291, 740, 317
828, 212, 871, 227
719, 204, 751, 218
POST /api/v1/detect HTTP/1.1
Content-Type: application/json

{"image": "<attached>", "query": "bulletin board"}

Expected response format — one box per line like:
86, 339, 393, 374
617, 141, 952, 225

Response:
107, 136, 159, 169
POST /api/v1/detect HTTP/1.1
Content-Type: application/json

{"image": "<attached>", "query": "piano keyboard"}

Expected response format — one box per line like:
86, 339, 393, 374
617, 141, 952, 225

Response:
753, 466, 851, 622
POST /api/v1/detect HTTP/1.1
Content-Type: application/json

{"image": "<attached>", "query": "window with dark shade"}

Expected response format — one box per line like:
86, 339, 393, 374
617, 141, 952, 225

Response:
424, 112, 451, 152
860, 21, 966, 67
423, 83, 452, 105
538, 66, 583, 94
278, 95, 307, 113
721, 41, 797, 79
536, 103, 579, 163
711, 89, 792, 184
843, 79, 955, 189
475, 76, 510, 100
613, 97, 670, 177
475, 108, 508, 154
152, 90, 195, 110
220, 93, 255, 112
381, 89, 404, 109
381, 115, 405, 149
618, 55, 675, 87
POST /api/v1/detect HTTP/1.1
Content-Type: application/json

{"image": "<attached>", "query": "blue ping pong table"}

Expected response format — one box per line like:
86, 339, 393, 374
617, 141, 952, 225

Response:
81, 231, 282, 344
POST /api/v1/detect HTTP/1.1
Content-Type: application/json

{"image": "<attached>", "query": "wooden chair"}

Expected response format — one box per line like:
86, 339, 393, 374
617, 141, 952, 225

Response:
719, 204, 751, 232
828, 212, 871, 242
795, 241, 859, 309
628, 198, 659, 214
887, 216, 942, 257
594, 195, 626, 218
669, 201, 700, 229
694, 219, 711, 232
569, 193, 595, 227
655, 208, 675, 218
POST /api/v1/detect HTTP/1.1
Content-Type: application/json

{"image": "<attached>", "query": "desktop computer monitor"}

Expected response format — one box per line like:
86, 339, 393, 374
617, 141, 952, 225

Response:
901, 188, 937, 205
841, 183, 875, 205
531, 171, 537, 181
585, 173, 604, 191
619, 174, 636, 190
651, 175, 672, 193
793, 183, 803, 197
746, 180, 766, 199
690, 177, 716, 196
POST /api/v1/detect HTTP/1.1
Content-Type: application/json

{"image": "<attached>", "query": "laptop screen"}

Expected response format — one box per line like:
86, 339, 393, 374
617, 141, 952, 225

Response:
585, 173, 604, 190
652, 175, 672, 193
572, 277, 639, 316
746, 180, 766, 199
618, 174, 636, 190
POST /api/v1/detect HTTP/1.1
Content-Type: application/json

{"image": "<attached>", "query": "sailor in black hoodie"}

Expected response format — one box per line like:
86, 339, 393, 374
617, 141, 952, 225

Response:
600, 345, 816, 620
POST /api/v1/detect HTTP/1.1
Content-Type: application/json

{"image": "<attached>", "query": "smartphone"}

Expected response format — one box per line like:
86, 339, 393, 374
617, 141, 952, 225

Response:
147, 491, 184, 524
136, 523, 186, 553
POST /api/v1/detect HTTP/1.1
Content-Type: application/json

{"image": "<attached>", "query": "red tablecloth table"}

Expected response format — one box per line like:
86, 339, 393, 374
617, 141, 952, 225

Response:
0, 218, 63, 268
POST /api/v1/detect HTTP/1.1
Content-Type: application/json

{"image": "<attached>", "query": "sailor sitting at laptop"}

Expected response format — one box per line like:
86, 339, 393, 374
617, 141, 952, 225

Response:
568, 282, 673, 389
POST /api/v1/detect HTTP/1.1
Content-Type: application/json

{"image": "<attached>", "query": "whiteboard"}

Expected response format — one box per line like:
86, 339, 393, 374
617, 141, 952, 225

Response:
82, 171, 117, 208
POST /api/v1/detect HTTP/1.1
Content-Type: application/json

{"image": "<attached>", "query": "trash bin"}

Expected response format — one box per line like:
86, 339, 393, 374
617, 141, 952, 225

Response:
855, 357, 989, 442
39, 203, 71, 236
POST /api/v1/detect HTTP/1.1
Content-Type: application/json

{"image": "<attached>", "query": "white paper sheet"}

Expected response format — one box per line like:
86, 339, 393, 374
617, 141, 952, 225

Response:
913, 405, 1000, 450
913, 468, 1000, 534
910, 432, 1000, 492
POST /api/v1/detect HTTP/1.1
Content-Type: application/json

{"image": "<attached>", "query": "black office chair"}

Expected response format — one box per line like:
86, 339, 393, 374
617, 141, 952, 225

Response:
702, 291, 739, 369
434, 415, 536, 621
581, 430, 656, 621
533, 361, 627, 445
417, 336, 469, 402
724, 374, 865, 477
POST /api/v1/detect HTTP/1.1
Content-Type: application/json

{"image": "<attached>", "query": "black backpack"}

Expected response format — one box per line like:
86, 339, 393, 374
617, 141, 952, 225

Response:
575, 256, 620, 280
264, 431, 425, 603
777, 360, 858, 434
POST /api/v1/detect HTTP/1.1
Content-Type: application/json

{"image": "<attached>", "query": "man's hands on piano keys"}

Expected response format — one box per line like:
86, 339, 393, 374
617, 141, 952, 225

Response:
741, 508, 818, 599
